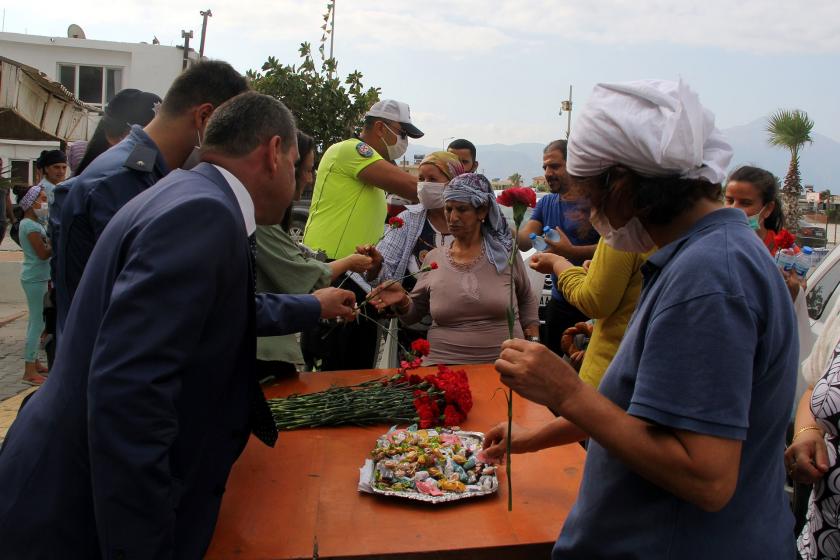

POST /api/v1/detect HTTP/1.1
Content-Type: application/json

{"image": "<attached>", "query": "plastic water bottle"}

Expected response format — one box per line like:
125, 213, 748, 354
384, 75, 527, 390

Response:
793, 246, 814, 279
529, 233, 548, 252
776, 247, 796, 272
543, 226, 561, 243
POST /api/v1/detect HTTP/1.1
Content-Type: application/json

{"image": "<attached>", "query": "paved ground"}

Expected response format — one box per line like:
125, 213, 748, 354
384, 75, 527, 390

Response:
0, 235, 40, 443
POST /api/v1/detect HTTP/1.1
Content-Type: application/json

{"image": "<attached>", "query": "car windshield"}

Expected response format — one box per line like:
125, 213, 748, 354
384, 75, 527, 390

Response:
807, 253, 840, 320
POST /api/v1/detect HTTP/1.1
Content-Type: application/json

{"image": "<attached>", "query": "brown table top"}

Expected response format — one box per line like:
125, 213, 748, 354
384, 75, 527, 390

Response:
205, 364, 585, 560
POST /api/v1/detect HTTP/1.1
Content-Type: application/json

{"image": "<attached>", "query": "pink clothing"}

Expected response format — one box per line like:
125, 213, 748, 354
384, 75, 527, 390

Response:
401, 245, 539, 365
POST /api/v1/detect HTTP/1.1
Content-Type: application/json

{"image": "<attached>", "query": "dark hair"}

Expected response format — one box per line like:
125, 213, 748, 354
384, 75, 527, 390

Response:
447, 139, 476, 161
363, 115, 387, 130
202, 92, 296, 156
281, 131, 316, 231
592, 166, 722, 226
295, 131, 316, 179
727, 165, 784, 231
75, 116, 129, 175
544, 139, 568, 159
159, 60, 249, 117
77, 89, 162, 175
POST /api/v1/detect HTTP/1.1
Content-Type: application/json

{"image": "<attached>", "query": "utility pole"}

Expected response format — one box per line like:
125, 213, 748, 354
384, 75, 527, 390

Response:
560, 85, 573, 140
199, 9, 212, 59
329, 1, 336, 60
181, 30, 194, 71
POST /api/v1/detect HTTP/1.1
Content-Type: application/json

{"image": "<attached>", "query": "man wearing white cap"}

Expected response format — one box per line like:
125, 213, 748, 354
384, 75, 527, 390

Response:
487, 79, 797, 558
302, 99, 422, 370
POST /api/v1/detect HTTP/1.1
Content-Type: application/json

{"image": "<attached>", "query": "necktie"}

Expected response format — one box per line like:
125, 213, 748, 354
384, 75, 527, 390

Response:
247, 233, 278, 447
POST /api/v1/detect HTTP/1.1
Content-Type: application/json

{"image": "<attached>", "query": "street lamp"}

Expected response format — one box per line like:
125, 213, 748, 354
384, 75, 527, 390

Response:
442, 136, 455, 150
557, 85, 573, 139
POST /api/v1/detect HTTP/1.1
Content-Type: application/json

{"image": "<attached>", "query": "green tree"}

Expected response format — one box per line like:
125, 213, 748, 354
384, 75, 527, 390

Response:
821, 189, 832, 211
767, 109, 814, 232
247, 43, 380, 156
508, 173, 523, 187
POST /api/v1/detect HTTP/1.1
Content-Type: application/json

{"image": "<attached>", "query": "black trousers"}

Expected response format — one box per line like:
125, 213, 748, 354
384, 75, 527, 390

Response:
301, 276, 381, 371
543, 296, 589, 356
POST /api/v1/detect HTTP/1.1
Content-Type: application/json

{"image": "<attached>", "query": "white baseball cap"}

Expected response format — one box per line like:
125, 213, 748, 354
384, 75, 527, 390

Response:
365, 99, 424, 139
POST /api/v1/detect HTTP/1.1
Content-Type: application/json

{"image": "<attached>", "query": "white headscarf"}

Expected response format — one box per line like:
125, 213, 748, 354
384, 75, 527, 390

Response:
567, 79, 733, 183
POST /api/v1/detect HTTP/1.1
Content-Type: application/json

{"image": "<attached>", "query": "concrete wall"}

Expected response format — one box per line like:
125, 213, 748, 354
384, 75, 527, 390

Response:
0, 139, 60, 184
0, 31, 192, 99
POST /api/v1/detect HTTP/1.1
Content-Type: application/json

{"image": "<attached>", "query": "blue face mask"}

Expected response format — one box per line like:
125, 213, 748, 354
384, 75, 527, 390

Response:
747, 205, 766, 231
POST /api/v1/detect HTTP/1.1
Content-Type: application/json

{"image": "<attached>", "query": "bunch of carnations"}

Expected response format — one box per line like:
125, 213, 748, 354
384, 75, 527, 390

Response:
267, 340, 472, 430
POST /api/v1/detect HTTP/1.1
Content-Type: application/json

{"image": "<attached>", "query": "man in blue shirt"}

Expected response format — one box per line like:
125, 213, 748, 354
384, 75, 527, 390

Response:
51, 60, 249, 334
517, 139, 599, 355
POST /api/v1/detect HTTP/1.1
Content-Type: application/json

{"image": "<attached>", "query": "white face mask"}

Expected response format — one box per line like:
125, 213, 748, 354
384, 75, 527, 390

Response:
417, 181, 446, 209
590, 208, 655, 253
33, 206, 49, 221
381, 123, 408, 161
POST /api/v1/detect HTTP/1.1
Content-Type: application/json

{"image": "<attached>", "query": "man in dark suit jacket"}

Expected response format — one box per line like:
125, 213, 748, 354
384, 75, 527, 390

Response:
0, 92, 357, 558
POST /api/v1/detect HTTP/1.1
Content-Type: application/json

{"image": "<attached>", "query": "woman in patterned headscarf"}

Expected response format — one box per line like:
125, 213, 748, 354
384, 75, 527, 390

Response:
370, 173, 539, 365
366, 151, 465, 288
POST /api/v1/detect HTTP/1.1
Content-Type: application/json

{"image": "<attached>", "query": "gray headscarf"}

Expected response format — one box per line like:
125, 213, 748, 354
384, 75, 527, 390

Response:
443, 173, 512, 274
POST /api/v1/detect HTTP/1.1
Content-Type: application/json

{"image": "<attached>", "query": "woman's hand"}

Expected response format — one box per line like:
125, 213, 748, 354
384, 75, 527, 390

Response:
356, 244, 383, 277
495, 338, 583, 409
530, 252, 567, 275
582, 259, 592, 273
367, 280, 409, 312
785, 427, 829, 484
782, 270, 805, 302
482, 422, 536, 463
342, 253, 374, 273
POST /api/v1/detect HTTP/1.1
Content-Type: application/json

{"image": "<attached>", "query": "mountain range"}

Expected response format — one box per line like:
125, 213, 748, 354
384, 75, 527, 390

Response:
405, 118, 840, 191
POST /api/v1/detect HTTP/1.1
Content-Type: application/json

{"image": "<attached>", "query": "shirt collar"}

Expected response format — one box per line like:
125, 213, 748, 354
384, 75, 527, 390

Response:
212, 164, 256, 236
644, 207, 746, 276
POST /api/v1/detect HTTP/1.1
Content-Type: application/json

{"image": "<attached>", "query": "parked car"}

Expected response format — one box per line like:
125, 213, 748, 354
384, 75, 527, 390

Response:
288, 198, 311, 243
797, 220, 827, 249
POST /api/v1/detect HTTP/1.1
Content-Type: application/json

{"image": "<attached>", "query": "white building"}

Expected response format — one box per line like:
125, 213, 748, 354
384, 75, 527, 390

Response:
0, 27, 197, 184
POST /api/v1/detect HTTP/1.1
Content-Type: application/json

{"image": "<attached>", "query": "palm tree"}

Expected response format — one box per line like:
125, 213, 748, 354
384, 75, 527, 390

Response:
767, 109, 814, 232
508, 172, 522, 187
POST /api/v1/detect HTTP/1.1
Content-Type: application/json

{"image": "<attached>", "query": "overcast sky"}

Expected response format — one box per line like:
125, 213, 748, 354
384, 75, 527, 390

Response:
3, 0, 839, 147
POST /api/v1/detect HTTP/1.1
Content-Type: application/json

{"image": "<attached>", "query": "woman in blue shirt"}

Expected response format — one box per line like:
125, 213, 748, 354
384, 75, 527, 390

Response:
487, 80, 797, 558
17, 185, 52, 385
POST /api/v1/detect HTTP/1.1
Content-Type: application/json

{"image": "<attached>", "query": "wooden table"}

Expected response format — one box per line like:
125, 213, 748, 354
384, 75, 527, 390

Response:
206, 364, 585, 559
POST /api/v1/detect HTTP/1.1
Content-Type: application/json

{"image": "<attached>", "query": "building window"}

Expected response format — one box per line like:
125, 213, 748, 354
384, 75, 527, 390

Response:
58, 64, 123, 106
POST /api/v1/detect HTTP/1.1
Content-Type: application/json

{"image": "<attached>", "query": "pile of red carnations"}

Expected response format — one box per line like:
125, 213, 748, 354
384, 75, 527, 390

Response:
268, 339, 472, 430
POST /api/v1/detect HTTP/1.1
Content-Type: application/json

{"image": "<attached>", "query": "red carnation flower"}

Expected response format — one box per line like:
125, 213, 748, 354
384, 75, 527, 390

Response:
388, 216, 405, 229
429, 262, 439, 270
443, 404, 465, 427
408, 374, 423, 385
775, 229, 796, 250
496, 187, 537, 209
410, 338, 431, 357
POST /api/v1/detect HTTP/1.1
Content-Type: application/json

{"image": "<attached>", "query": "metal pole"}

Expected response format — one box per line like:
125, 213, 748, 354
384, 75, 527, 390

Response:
181, 30, 193, 71
566, 85, 573, 140
199, 9, 213, 59
329, 1, 335, 60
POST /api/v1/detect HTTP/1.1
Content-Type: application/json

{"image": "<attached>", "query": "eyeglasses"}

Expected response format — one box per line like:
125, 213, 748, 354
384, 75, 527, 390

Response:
383, 122, 407, 140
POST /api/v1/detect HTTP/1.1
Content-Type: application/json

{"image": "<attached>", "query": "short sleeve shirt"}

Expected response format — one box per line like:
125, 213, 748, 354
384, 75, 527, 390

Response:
19, 218, 50, 283
553, 208, 797, 559
302, 139, 385, 259
530, 193, 600, 301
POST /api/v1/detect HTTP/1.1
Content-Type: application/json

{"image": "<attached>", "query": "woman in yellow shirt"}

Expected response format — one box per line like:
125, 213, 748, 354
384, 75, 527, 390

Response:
530, 239, 650, 388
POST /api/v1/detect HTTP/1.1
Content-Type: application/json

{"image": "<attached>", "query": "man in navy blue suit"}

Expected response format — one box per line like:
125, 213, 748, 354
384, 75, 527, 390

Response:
0, 92, 357, 558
